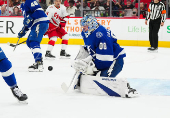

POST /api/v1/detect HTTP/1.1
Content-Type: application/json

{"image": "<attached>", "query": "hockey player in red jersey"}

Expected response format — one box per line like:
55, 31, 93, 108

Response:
45, 0, 71, 59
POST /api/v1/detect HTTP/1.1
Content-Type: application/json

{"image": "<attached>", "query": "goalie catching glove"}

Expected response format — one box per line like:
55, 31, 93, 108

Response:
72, 56, 98, 75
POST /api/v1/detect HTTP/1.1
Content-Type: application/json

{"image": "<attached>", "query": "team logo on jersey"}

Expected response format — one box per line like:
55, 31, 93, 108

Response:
96, 32, 103, 38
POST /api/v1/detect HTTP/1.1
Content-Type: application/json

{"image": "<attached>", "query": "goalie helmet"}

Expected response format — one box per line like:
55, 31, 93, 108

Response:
80, 15, 99, 33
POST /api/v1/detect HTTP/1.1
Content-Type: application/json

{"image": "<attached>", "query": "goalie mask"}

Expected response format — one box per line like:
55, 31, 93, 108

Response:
80, 15, 99, 33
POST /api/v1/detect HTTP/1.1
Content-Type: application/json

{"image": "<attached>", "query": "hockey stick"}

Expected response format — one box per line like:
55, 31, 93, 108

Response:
61, 71, 79, 93
7, 40, 26, 47
13, 38, 21, 51
12, 26, 27, 51
61, 46, 89, 93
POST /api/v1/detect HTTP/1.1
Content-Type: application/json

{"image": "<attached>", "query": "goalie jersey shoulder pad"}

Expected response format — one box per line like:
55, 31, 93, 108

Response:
81, 25, 126, 70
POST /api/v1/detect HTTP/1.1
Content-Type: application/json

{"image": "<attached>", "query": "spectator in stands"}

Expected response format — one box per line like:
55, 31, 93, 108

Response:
64, 0, 70, 7
103, 0, 115, 17
10, 6, 22, 16
123, 0, 134, 17
114, 0, 124, 17
79, 1, 90, 16
76, 0, 81, 9
8, 0, 14, 15
0, 0, 7, 6
13, 0, 20, 6
0, 5, 8, 16
132, 0, 138, 6
49, 0, 53, 5
115, 0, 124, 9
168, 1, 170, 18
140, 2, 146, 18
124, 0, 134, 9
131, 7, 138, 17
91, 1, 105, 17
67, 0, 77, 17
38, 0, 47, 11
99, 0, 104, 5
90, 0, 99, 9
86, 0, 94, 4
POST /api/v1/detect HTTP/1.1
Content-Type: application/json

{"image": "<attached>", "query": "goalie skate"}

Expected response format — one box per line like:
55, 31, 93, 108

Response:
11, 86, 28, 103
28, 60, 43, 72
125, 83, 139, 98
60, 50, 71, 59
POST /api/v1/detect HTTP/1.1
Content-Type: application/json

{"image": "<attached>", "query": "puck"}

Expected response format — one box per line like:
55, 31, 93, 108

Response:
48, 66, 53, 71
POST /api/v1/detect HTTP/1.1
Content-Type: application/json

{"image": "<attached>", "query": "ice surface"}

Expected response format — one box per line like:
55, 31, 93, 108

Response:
0, 44, 170, 118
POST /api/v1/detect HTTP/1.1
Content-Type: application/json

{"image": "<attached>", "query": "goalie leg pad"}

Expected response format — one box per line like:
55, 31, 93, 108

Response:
79, 75, 135, 98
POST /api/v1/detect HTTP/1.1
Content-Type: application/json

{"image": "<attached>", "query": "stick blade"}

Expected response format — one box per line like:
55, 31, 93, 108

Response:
7, 42, 10, 46
7, 42, 15, 47
61, 82, 69, 93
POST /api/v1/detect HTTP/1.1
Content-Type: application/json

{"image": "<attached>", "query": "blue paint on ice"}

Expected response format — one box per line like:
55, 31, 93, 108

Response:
127, 78, 170, 96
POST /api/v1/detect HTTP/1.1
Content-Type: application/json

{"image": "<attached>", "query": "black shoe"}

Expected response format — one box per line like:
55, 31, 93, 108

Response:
148, 47, 158, 52
11, 86, 28, 101
28, 60, 43, 72
60, 50, 71, 58
148, 47, 154, 50
45, 51, 55, 58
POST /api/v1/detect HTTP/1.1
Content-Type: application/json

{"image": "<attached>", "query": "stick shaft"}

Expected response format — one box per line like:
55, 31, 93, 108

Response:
61, 71, 78, 93
13, 38, 20, 51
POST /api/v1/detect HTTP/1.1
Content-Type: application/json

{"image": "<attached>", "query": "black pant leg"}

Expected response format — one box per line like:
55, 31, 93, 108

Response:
149, 20, 154, 47
152, 18, 161, 48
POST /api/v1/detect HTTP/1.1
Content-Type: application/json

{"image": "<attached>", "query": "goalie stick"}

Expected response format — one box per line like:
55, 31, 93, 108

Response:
61, 71, 79, 93
61, 46, 89, 93
7, 40, 26, 47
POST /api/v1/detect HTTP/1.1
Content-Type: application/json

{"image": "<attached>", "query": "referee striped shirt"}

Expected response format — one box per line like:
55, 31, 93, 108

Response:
146, 1, 166, 22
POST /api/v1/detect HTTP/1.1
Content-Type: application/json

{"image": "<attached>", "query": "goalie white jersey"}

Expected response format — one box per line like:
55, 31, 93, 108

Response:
45, 4, 69, 28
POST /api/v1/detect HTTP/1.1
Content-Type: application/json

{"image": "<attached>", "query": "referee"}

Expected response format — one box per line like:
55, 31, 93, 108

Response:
145, 0, 166, 52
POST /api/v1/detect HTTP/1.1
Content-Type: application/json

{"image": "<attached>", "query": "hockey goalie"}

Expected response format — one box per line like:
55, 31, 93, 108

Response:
71, 15, 138, 98
44, 0, 71, 59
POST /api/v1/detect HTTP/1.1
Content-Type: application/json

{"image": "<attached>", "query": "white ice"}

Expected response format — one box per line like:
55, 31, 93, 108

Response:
0, 44, 170, 118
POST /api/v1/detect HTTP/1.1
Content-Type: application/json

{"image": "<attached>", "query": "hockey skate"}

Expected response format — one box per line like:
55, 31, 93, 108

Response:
125, 83, 139, 98
28, 60, 43, 72
60, 50, 71, 59
11, 86, 28, 103
45, 51, 56, 59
